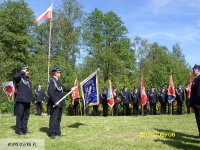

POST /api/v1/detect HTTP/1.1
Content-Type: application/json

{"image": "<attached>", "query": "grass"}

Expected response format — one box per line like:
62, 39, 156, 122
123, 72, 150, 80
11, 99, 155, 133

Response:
0, 114, 200, 150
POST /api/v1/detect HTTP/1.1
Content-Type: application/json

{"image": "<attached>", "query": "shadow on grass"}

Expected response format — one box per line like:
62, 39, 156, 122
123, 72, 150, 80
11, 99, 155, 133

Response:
154, 128, 200, 150
10, 125, 15, 131
67, 122, 86, 128
39, 127, 49, 136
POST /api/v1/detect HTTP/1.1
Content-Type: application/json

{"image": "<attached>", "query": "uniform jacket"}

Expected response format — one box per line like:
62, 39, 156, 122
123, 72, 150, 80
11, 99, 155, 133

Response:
185, 88, 190, 101
13, 72, 32, 103
148, 90, 157, 103
35, 88, 45, 102
190, 74, 200, 107
48, 77, 71, 108
176, 88, 184, 102
45, 92, 50, 104
158, 90, 168, 103
131, 90, 139, 104
121, 90, 131, 104
113, 91, 119, 104
100, 92, 107, 105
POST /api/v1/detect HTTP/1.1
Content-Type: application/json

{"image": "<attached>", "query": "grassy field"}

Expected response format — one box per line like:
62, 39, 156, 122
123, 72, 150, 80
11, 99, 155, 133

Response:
0, 114, 200, 150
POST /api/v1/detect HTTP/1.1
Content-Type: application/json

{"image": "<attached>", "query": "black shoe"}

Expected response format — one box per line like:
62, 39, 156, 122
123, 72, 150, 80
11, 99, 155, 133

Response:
16, 131, 25, 135
24, 131, 31, 135
50, 135, 55, 139
56, 134, 66, 136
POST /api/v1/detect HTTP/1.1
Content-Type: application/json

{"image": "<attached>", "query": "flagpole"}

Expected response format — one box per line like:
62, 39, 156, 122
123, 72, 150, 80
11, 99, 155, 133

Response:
142, 105, 144, 116
47, 0, 54, 83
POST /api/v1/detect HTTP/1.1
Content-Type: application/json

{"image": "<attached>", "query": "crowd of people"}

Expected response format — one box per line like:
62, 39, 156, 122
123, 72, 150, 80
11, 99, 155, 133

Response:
13, 64, 200, 139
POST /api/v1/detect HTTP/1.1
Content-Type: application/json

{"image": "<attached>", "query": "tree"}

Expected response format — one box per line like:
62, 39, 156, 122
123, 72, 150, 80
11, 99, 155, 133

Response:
82, 8, 136, 88
0, 0, 35, 79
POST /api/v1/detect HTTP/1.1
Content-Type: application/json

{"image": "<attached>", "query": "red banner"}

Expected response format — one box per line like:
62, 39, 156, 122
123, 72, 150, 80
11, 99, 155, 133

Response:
140, 77, 147, 105
72, 78, 79, 105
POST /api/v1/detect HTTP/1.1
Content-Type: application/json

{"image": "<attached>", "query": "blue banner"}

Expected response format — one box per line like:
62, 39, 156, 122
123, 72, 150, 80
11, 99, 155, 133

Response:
81, 73, 99, 106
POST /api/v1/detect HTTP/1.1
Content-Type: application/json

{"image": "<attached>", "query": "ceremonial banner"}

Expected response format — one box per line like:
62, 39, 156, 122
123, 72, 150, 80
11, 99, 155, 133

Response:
81, 73, 99, 106
187, 72, 192, 98
167, 75, 176, 102
2, 81, 15, 100
34, 5, 52, 24
139, 77, 147, 105
72, 78, 79, 105
107, 80, 114, 107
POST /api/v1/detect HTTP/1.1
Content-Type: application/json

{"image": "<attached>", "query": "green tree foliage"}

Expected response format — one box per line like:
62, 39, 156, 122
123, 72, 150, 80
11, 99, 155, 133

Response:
0, 0, 35, 79
137, 42, 190, 91
82, 8, 136, 89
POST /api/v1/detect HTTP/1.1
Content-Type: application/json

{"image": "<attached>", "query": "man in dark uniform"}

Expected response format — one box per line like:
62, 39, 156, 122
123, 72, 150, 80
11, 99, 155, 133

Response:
190, 64, 200, 138
113, 86, 119, 116
13, 66, 32, 135
185, 83, 191, 114
73, 98, 79, 116
121, 86, 131, 116
176, 83, 184, 115
35, 83, 45, 116
148, 86, 158, 115
48, 67, 74, 139
131, 86, 139, 116
45, 92, 50, 115
100, 88, 107, 116
158, 86, 168, 114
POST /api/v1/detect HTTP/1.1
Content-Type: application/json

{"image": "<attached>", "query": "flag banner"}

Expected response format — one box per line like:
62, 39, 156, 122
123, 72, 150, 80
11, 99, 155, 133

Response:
139, 77, 147, 106
81, 73, 99, 106
72, 78, 79, 105
167, 75, 176, 102
34, 5, 52, 24
2, 81, 14, 100
187, 72, 192, 98
107, 80, 114, 107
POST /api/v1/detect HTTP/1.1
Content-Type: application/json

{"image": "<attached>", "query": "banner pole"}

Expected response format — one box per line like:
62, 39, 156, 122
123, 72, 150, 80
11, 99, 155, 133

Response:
142, 105, 144, 116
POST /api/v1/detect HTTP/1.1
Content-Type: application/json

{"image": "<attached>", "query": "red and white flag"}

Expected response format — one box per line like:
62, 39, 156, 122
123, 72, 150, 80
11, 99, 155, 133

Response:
34, 5, 52, 24
2, 81, 15, 100
107, 80, 114, 107
139, 77, 147, 106
72, 78, 79, 105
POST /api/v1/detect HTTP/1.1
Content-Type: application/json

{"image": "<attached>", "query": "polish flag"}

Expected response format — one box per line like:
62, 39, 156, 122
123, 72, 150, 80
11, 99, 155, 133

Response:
34, 5, 52, 24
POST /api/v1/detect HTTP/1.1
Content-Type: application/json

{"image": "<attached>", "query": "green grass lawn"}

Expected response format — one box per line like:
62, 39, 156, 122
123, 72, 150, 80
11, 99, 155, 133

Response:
0, 114, 199, 150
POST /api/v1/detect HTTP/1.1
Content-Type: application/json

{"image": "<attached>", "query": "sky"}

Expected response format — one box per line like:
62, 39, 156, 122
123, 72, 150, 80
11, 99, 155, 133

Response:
1, 0, 199, 67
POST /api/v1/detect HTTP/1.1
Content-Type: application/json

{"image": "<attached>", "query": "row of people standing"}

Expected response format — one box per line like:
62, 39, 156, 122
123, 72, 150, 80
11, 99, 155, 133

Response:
84, 83, 191, 116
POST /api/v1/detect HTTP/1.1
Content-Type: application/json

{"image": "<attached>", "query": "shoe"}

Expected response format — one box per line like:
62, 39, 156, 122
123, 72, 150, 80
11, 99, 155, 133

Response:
56, 134, 66, 136
16, 131, 25, 135
24, 131, 31, 135
50, 135, 55, 139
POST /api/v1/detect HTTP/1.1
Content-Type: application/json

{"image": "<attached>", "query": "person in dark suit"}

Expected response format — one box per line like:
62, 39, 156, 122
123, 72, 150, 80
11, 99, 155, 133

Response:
73, 98, 79, 116
121, 86, 131, 116
45, 92, 50, 115
48, 67, 74, 139
148, 86, 158, 115
176, 83, 184, 114
158, 86, 168, 114
131, 86, 139, 116
13, 66, 32, 135
185, 83, 191, 114
113, 86, 119, 116
190, 64, 200, 138
35, 83, 45, 116
100, 88, 107, 116
93, 104, 99, 116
